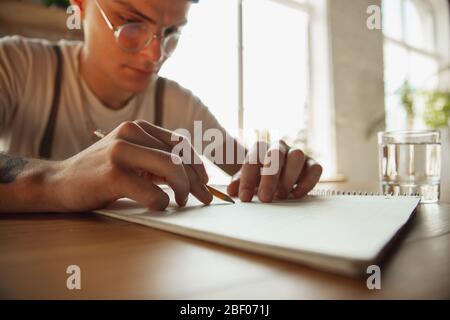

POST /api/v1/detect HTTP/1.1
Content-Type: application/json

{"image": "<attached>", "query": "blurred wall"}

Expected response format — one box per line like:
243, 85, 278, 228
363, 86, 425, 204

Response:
0, 0, 82, 40
328, 0, 385, 183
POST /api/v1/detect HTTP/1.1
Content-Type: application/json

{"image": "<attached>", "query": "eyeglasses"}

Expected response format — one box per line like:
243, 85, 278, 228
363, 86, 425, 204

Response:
94, 0, 181, 57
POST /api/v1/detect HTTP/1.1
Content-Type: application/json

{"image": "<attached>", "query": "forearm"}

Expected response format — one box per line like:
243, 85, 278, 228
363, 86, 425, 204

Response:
0, 152, 64, 213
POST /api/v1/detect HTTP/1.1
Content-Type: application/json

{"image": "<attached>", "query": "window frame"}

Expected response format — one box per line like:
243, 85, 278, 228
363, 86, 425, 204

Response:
161, 0, 340, 180
237, 0, 313, 142
382, 0, 447, 130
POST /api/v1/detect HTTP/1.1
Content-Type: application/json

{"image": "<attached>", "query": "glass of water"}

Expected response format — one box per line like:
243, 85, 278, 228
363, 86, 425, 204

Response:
378, 130, 441, 203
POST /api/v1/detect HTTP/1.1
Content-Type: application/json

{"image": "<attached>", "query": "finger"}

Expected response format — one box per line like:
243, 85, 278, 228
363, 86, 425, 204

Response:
238, 141, 269, 202
184, 165, 213, 205
257, 140, 289, 202
141, 167, 212, 205
133, 120, 209, 184
112, 140, 190, 207
291, 157, 323, 199
115, 121, 208, 204
227, 171, 241, 197
112, 169, 170, 211
275, 148, 306, 200
116, 121, 169, 151
115, 122, 172, 178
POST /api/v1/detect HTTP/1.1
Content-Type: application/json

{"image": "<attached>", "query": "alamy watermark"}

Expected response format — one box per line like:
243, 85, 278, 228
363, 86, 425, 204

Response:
367, 5, 382, 30
169, 121, 288, 175
66, 264, 81, 290
66, 4, 383, 31
366, 265, 381, 290
66, 5, 82, 30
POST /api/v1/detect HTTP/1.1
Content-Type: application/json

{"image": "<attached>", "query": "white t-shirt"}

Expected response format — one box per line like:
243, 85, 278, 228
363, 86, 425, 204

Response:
0, 35, 227, 160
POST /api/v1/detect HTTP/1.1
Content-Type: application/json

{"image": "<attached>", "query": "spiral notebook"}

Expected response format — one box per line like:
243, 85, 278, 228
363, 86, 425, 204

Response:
94, 187, 420, 277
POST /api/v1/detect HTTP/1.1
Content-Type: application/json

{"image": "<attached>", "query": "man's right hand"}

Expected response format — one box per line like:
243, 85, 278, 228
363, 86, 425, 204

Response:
50, 120, 213, 212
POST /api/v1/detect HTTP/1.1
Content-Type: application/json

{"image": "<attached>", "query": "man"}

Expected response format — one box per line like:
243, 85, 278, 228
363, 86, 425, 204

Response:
0, 0, 322, 213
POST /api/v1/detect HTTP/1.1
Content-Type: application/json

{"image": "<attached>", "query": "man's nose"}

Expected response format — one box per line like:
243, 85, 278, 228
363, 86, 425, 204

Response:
140, 37, 163, 63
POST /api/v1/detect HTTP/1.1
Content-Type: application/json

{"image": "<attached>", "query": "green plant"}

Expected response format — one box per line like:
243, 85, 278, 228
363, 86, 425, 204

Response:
422, 90, 450, 129
41, 0, 70, 8
366, 67, 450, 138
398, 80, 415, 119
396, 80, 417, 130
398, 65, 450, 129
395, 78, 450, 130
365, 86, 450, 138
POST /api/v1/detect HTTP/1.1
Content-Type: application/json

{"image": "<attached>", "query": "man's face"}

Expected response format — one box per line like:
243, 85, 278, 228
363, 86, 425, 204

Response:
82, 0, 191, 92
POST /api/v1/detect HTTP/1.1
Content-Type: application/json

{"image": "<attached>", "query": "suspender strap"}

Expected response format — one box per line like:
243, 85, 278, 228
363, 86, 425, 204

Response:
39, 45, 63, 159
39, 52, 164, 159
154, 76, 166, 127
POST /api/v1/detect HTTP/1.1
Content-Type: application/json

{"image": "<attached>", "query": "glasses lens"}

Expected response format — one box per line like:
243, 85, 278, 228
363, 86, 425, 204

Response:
116, 23, 181, 56
162, 33, 180, 57
117, 23, 150, 52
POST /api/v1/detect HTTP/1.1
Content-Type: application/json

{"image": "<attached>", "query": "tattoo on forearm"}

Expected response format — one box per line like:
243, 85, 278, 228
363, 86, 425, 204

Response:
0, 153, 28, 184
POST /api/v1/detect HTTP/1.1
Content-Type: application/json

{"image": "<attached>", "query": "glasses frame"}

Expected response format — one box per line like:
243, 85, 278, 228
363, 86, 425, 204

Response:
94, 0, 180, 55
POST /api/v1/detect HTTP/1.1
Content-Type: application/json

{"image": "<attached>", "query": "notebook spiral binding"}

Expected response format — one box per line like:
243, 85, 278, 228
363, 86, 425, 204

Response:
307, 189, 421, 197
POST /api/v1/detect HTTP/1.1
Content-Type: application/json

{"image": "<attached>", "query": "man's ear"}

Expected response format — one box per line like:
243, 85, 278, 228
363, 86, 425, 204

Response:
69, 0, 86, 19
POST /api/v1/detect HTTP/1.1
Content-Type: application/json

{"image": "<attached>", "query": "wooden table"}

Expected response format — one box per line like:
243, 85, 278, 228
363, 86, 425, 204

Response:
1, 182, 449, 299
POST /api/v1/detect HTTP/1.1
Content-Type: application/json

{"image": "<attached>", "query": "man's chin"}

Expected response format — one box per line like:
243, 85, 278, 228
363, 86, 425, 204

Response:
116, 64, 159, 91
118, 73, 156, 93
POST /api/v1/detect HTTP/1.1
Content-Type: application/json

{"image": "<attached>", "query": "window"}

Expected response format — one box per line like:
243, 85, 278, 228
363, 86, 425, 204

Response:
160, 0, 311, 182
160, 0, 240, 135
242, 0, 309, 148
382, 0, 443, 130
